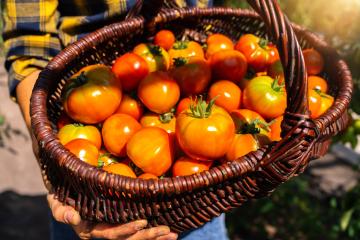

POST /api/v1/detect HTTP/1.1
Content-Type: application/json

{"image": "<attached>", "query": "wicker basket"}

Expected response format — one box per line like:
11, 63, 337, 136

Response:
30, 0, 353, 233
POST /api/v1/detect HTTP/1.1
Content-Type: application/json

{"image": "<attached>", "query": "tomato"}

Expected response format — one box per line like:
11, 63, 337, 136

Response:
133, 43, 170, 72
226, 134, 259, 161
176, 98, 192, 116
138, 71, 180, 114
102, 114, 142, 157
140, 113, 176, 136
230, 109, 270, 138
171, 59, 211, 96
172, 156, 212, 177
103, 163, 136, 178
208, 80, 242, 112
209, 50, 248, 83
64, 139, 99, 167
63, 64, 122, 124
58, 124, 102, 149
206, 33, 234, 58
318, 93, 334, 117
308, 89, 322, 119
138, 173, 158, 180
98, 150, 119, 167
308, 76, 328, 93
154, 30, 176, 51
303, 49, 324, 75
235, 34, 279, 72
269, 116, 283, 142
127, 127, 173, 176
57, 112, 74, 129
176, 98, 235, 161
243, 76, 287, 120
115, 94, 144, 121
268, 60, 285, 85
168, 41, 205, 66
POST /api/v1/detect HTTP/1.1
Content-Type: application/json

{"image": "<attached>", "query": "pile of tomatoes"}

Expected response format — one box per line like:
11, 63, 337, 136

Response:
57, 30, 334, 179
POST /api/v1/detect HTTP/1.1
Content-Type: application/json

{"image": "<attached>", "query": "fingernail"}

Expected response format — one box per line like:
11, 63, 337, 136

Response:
156, 227, 170, 236
163, 234, 178, 240
64, 211, 74, 224
135, 220, 147, 230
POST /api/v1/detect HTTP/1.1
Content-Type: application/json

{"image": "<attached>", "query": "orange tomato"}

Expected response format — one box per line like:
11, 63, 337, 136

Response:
209, 50, 248, 83
176, 97, 192, 116
168, 41, 205, 66
308, 76, 328, 93
308, 89, 322, 119
140, 113, 176, 136
115, 94, 144, 121
206, 33, 234, 58
318, 93, 334, 116
172, 156, 212, 177
63, 64, 122, 124
230, 109, 270, 138
176, 98, 235, 161
102, 114, 142, 157
103, 163, 136, 178
269, 116, 283, 142
208, 80, 242, 112
138, 173, 158, 180
138, 71, 180, 114
64, 139, 99, 167
127, 127, 173, 176
58, 124, 102, 149
133, 43, 170, 72
226, 134, 259, 161
154, 30, 176, 50
303, 49, 324, 75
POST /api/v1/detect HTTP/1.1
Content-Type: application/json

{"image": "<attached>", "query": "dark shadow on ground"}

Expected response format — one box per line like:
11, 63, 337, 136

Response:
0, 191, 49, 240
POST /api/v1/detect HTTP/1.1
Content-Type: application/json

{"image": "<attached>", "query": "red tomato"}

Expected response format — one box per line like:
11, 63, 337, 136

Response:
140, 113, 176, 136
172, 156, 212, 177
176, 98, 192, 116
58, 124, 102, 149
318, 93, 334, 116
269, 116, 283, 142
235, 34, 279, 72
208, 80, 242, 112
63, 64, 122, 124
102, 114, 142, 157
138, 71, 180, 114
127, 127, 173, 176
303, 49, 324, 75
64, 139, 99, 167
138, 173, 158, 179
206, 33, 234, 58
111, 53, 149, 92
133, 43, 170, 72
243, 76, 287, 120
308, 89, 322, 119
168, 41, 205, 66
176, 98, 235, 161
103, 163, 136, 178
268, 60, 285, 85
115, 94, 144, 121
209, 50, 248, 83
57, 112, 74, 129
308, 76, 328, 93
230, 109, 270, 138
154, 30, 176, 51
171, 59, 211, 96
226, 134, 259, 161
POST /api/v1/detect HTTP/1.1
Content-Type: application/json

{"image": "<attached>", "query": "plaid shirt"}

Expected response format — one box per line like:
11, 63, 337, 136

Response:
1, 0, 212, 100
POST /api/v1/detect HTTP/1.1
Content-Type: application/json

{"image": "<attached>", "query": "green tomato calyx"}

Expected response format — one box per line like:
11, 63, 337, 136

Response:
189, 95, 217, 119
173, 41, 189, 50
173, 57, 188, 67
159, 109, 175, 124
271, 76, 285, 92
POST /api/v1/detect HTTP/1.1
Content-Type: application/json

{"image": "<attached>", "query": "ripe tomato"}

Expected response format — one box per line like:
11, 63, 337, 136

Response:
243, 76, 287, 120
308, 76, 328, 93
115, 94, 144, 121
63, 64, 122, 124
308, 89, 322, 119
235, 34, 279, 72
171, 59, 211, 96
138, 173, 158, 179
138, 71, 180, 114
176, 97, 192, 116
98, 150, 119, 167
268, 60, 285, 85
133, 43, 170, 72
206, 33, 234, 58
127, 127, 173, 176
269, 116, 283, 142
303, 49, 324, 75
103, 163, 136, 178
226, 134, 259, 161
58, 124, 102, 149
318, 93, 334, 117
111, 53, 149, 92
172, 156, 212, 177
168, 41, 205, 66
230, 109, 270, 138
154, 30, 176, 51
176, 98, 235, 161
208, 80, 242, 112
140, 113, 176, 136
102, 114, 142, 157
64, 139, 99, 167
209, 50, 248, 83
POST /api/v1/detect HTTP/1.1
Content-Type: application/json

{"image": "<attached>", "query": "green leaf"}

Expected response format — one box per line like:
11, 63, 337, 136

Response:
340, 208, 354, 231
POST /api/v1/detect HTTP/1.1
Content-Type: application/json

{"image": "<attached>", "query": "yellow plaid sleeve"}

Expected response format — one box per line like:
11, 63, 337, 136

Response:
1, 0, 61, 100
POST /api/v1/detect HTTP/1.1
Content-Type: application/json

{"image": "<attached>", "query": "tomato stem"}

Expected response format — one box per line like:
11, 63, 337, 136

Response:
173, 57, 188, 67
259, 38, 269, 49
159, 110, 175, 124
149, 45, 163, 56
271, 76, 285, 92
173, 41, 189, 50
189, 96, 217, 118
235, 118, 271, 134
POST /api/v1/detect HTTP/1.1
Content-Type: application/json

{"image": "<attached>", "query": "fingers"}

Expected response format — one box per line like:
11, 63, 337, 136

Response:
47, 194, 81, 226
89, 220, 148, 239
155, 232, 179, 240
126, 226, 172, 240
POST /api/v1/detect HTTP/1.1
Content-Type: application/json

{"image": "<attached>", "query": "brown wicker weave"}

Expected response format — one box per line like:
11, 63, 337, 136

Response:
30, 0, 353, 233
